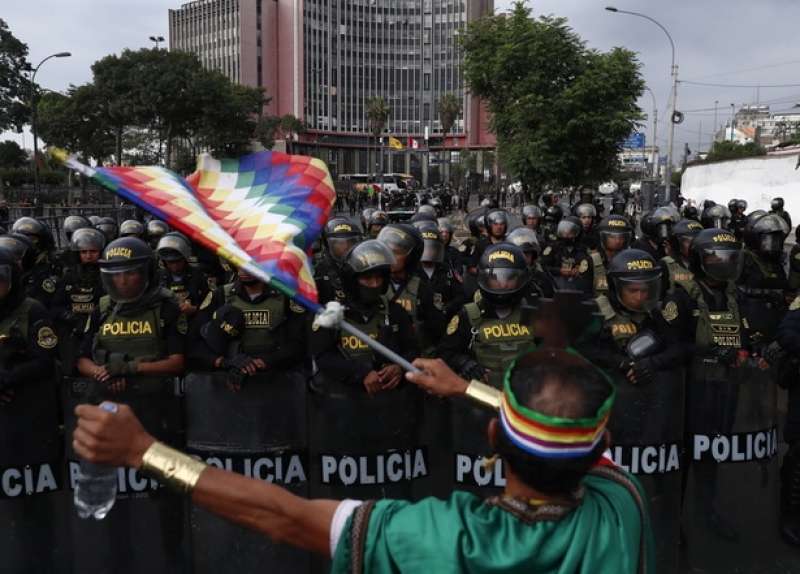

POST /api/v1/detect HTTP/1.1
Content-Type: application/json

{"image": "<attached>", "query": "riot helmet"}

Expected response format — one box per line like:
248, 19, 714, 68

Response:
360, 207, 377, 232
437, 218, 454, 246
466, 208, 488, 238
87, 215, 103, 226
145, 219, 170, 249
611, 197, 627, 216
323, 217, 361, 263
522, 205, 542, 230
70, 228, 106, 266
544, 205, 564, 227
727, 199, 738, 213
477, 243, 530, 307
156, 232, 193, 263
682, 205, 700, 221
376, 224, 423, 273
688, 229, 743, 283
670, 219, 704, 260
417, 223, 445, 264
575, 203, 596, 231
416, 205, 438, 220
367, 210, 389, 237
62, 215, 91, 242
700, 204, 731, 230
646, 207, 678, 242
485, 209, 509, 240
736, 199, 748, 212
746, 210, 767, 228
119, 219, 145, 238
99, 237, 154, 303
95, 217, 119, 244
578, 187, 595, 205
771, 197, 785, 212
342, 240, 395, 305
747, 213, 789, 260
0, 234, 35, 272
597, 215, 632, 255
0, 246, 21, 308
11, 217, 52, 252
556, 216, 582, 246
506, 227, 540, 268
607, 249, 662, 314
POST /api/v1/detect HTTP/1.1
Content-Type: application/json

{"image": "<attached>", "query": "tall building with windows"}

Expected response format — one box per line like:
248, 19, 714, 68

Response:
169, 0, 495, 182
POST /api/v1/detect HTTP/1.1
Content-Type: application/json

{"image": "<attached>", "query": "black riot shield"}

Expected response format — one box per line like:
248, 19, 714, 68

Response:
307, 375, 426, 501
607, 367, 685, 574
0, 370, 68, 574
61, 377, 190, 574
683, 358, 800, 573
184, 369, 310, 574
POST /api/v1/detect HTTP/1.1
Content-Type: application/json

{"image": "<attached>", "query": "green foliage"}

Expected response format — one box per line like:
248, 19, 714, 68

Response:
461, 2, 644, 190
704, 140, 766, 162
255, 115, 282, 150
0, 19, 31, 133
366, 97, 390, 138
438, 93, 462, 138
0, 140, 27, 168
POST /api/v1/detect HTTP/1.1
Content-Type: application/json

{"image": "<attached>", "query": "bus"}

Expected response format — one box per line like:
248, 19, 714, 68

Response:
337, 173, 417, 195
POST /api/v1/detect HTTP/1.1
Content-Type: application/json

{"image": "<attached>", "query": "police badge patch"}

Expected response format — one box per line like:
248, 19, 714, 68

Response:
446, 314, 460, 335
662, 301, 679, 322
36, 326, 58, 349
543, 246, 552, 256
289, 300, 306, 313
42, 278, 56, 294
177, 315, 189, 335
199, 291, 214, 310
433, 293, 444, 310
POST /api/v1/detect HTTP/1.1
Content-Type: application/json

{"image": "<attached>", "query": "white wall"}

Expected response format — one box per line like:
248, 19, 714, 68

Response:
681, 154, 800, 228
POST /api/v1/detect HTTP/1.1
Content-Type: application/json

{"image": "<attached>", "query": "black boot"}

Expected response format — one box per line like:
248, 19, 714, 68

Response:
780, 444, 800, 547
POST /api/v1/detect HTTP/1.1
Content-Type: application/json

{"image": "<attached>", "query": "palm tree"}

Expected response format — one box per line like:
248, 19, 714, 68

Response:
366, 97, 390, 181
280, 114, 306, 154
438, 93, 462, 184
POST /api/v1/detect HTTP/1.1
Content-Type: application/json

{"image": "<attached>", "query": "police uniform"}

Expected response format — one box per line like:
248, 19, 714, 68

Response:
737, 248, 788, 352
22, 251, 62, 308
189, 281, 308, 373
51, 265, 104, 373
158, 265, 209, 312
417, 262, 465, 320
314, 255, 348, 305
661, 254, 694, 294
388, 275, 447, 354
540, 242, 594, 297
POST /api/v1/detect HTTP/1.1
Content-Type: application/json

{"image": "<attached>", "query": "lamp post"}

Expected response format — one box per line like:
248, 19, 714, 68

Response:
606, 6, 677, 205
30, 51, 71, 196
644, 86, 658, 179
149, 36, 165, 49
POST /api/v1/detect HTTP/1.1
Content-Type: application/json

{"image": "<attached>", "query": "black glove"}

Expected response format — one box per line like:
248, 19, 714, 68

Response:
105, 355, 137, 377
763, 341, 787, 366
459, 359, 487, 382
630, 357, 655, 385
222, 353, 254, 373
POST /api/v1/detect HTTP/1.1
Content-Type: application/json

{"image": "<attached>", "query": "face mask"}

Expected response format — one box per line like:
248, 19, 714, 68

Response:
358, 285, 384, 305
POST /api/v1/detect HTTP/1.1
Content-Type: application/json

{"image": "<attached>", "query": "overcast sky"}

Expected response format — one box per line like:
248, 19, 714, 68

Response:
4, 0, 800, 159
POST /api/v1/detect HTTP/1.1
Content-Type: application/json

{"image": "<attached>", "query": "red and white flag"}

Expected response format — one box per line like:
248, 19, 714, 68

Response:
408, 137, 420, 150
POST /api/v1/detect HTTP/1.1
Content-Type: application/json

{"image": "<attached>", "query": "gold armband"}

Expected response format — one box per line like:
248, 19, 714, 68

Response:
465, 380, 502, 410
140, 441, 207, 493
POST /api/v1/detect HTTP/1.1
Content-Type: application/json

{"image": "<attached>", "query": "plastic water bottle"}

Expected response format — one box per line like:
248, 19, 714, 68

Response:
74, 402, 119, 520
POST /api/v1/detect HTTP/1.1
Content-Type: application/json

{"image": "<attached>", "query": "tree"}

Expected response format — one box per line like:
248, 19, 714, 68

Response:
0, 19, 31, 133
438, 93, 462, 183
0, 140, 27, 168
461, 2, 644, 191
366, 97, 390, 178
255, 115, 282, 150
703, 140, 765, 162
279, 114, 306, 154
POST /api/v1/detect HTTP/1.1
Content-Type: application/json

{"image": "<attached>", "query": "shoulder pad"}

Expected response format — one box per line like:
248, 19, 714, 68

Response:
595, 295, 616, 321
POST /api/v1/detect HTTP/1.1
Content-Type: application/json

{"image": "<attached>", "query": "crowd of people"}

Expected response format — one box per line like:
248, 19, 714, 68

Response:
2, 188, 800, 572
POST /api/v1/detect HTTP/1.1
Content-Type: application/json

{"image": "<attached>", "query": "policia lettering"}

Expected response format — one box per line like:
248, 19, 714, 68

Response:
101, 320, 154, 336
0, 463, 60, 498
610, 443, 681, 475
320, 449, 428, 486
693, 427, 778, 463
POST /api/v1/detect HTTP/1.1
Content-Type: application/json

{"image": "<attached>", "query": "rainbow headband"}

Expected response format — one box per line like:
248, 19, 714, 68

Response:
499, 350, 615, 460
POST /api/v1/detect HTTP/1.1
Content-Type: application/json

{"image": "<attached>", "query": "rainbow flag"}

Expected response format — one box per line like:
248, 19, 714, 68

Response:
53, 149, 335, 310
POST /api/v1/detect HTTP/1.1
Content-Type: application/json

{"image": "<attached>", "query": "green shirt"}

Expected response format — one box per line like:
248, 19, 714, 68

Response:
332, 464, 654, 574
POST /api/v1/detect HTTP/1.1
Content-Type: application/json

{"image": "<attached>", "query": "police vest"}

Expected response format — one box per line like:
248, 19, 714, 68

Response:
390, 276, 421, 319
689, 282, 743, 349
662, 256, 694, 292
68, 284, 98, 316
223, 284, 287, 356
596, 295, 646, 349
320, 260, 346, 303
0, 298, 33, 367
338, 298, 390, 363
165, 274, 190, 303
95, 292, 169, 392
591, 252, 608, 295
465, 301, 534, 386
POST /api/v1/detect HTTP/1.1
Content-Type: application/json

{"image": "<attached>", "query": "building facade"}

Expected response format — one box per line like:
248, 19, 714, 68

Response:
168, 0, 495, 183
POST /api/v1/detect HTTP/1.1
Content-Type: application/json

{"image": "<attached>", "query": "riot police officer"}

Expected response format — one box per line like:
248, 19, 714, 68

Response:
156, 232, 208, 319
62, 215, 92, 243
729, 199, 748, 240
366, 209, 389, 238
771, 197, 792, 228
575, 203, 599, 251
311, 240, 416, 393
415, 222, 464, 324
145, 219, 170, 250
506, 227, 554, 300
633, 206, 676, 261
738, 213, 790, 354
590, 214, 633, 296
10, 217, 61, 307
662, 218, 702, 293
119, 219, 145, 239
0, 246, 62, 572
540, 216, 594, 296
682, 204, 700, 222
540, 204, 564, 247
521, 205, 542, 233
51, 228, 106, 373
438, 243, 535, 387
701, 204, 731, 229
474, 208, 509, 262
578, 248, 686, 572
95, 217, 119, 245
377, 224, 446, 352
437, 217, 463, 282
315, 217, 361, 305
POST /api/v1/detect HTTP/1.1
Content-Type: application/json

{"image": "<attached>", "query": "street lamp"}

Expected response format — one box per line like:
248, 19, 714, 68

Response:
644, 86, 658, 179
149, 35, 165, 49
30, 51, 71, 196
606, 6, 677, 204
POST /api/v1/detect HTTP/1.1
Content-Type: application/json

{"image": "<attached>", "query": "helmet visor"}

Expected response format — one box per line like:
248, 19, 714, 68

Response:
600, 230, 631, 250
477, 267, 529, 295
760, 233, 784, 255
327, 236, 358, 262
421, 240, 445, 264
556, 220, 580, 240
101, 264, 149, 303
700, 247, 743, 282
613, 275, 662, 313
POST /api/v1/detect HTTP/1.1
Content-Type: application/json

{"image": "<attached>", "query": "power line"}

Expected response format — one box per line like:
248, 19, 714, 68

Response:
683, 59, 800, 82
681, 80, 800, 88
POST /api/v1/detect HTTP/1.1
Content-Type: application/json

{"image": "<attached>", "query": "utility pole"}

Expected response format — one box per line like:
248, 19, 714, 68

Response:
730, 103, 736, 142
714, 100, 719, 142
